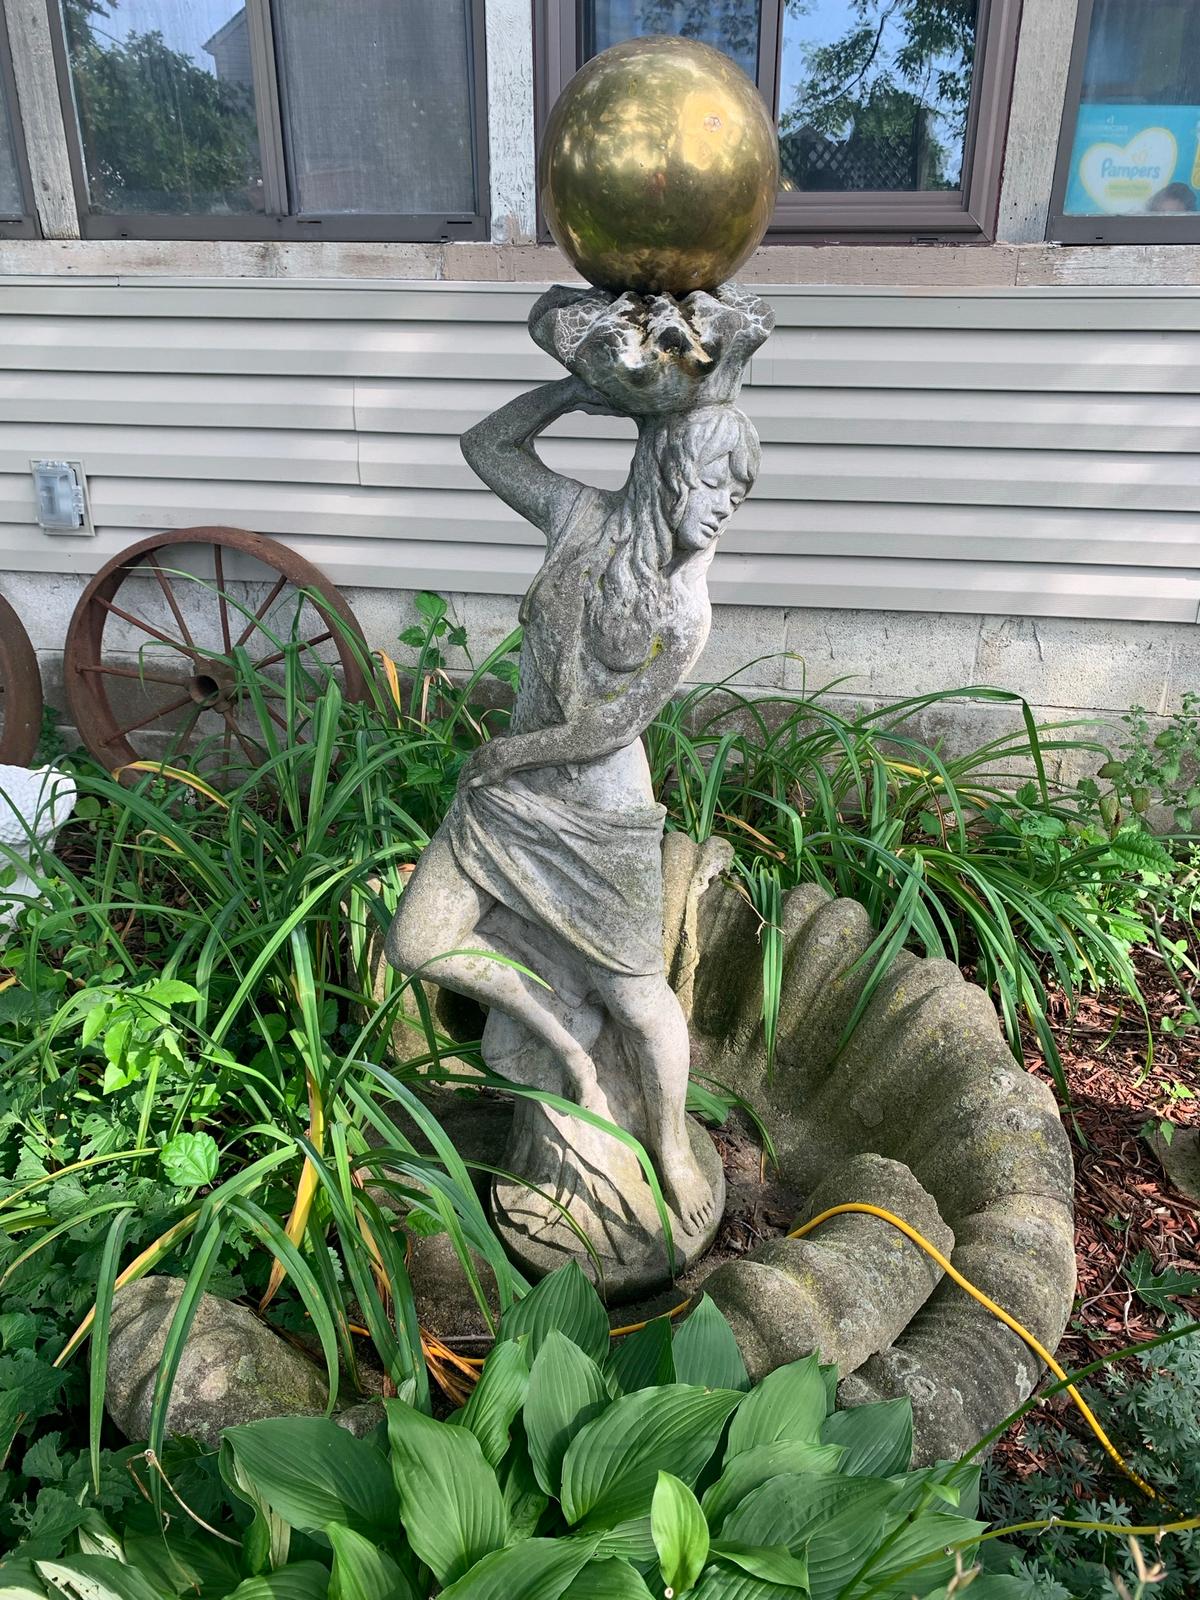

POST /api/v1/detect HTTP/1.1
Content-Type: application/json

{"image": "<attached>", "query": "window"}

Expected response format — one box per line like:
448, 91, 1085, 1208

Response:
47, 0, 489, 241
1050, 0, 1200, 243
536, 1, 1021, 239
0, 9, 36, 235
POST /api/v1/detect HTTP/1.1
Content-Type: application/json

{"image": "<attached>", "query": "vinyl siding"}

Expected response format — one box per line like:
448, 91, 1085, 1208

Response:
0, 278, 1198, 623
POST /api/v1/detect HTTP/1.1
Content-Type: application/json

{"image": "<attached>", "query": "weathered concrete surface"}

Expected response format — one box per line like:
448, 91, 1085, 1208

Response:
673, 836, 1076, 1466
1150, 1125, 1200, 1206
106, 1276, 331, 1447
704, 1153, 954, 1382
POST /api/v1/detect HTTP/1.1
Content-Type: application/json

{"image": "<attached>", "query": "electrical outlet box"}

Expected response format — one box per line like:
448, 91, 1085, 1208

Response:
31, 459, 93, 535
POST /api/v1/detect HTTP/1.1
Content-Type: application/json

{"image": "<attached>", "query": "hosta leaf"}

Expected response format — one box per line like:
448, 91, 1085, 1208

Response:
724, 1356, 825, 1458
710, 1542, 810, 1589
843, 1513, 986, 1600
34, 1557, 166, 1600
672, 1297, 749, 1393
437, 1534, 601, 1600
221, 1418, 398, 1540
563, 1558, 656, 1597
820, 1400, 912, 1478
562, 1385, 743, 1529
226, 1565, 331, 1600
386, 1398, 508, 1586
526, 1330, 611, 1498
500, 1262, 609, 1365
606, 1318, 675, 1395
327, 1523, 415, 1600
651, 1472, 710, 1596
701, 1441, 846, 1534
451, 1336, 529, 1470
503, 1422, 551, 1542
590, 1518, 657, 1564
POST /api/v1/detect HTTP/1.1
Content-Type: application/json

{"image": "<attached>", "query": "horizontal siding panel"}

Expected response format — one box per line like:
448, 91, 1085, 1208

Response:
3, 280, 1200, 333
0, 277, 1197, 623
360, 434, 1200, 514
0, 476, 1195, 571
0, 423, 358, 485
0, 371, 355, 430
2, 527, 1196, 624
358, 379, 1200, 453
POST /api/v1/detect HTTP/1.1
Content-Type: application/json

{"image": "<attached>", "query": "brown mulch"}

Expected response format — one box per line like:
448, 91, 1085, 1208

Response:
992, 928, 1200, 1477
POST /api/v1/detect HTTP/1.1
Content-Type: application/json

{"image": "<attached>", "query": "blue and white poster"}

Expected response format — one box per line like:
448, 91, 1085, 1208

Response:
1065, 103, 1200, 215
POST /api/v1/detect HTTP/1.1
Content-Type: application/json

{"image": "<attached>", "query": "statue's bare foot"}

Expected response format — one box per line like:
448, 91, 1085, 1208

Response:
661, 1143, 717, 1236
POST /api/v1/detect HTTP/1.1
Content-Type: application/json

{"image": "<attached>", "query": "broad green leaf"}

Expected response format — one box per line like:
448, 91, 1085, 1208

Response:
222, 1418, 397, 1540
651, 1472, 709, 1596
914, 1579, 1027, 1600
710, 1542, 810, 1590
606, 1318, 675, 1395
451, 1337, 529, 1470
672, 1297, 749, 1393
34, 1556, 169, 1600
701, 1441, 846, 1534
1123, 1247, 1200, 1312
562, 1558, 655, 1598
226, 1565, 332, 1600
724, 1357, 825, 1459
562, 1385, 743, 1529
144, 978, 201, 1005
818, 1365, 837, 1416
500, 1262, 609, 1365
719, 1476, 894, 1576
842, 1513, 986, 1600
327, 1523, 415, 1600
160, 1131, 219, 1188
386, 1398, 508, 1586
503, 1424, 551, 1542
820, 1400, 912, 1478
526, 1330, 611, 1498
590, 1519, 657, 1564
414, 591, 449, 622
437, 1535, 601, 1600
692, 1566, 795, 1599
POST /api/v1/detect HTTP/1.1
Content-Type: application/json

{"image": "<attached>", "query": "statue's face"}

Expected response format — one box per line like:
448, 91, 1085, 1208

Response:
675, 452, 747, 553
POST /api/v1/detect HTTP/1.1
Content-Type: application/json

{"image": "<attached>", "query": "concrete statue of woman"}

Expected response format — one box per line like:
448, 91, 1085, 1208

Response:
387, 283, 772, 1296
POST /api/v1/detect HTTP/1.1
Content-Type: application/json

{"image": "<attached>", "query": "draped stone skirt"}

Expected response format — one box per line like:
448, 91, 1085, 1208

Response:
447, 776, 667, 979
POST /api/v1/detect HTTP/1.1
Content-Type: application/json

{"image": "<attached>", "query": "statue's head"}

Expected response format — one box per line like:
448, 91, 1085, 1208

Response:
633, 405, 761, 558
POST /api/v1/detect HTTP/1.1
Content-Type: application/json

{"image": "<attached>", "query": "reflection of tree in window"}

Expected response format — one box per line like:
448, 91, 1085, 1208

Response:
585, 2, 762, 81
779, 0, 978, 194
63, 0, 261, 215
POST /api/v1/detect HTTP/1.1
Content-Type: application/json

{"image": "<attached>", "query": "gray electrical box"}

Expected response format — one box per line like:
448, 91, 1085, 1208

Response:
32, 459, 93, 535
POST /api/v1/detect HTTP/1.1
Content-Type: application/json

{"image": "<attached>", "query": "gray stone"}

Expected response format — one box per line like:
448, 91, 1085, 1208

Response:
704, 1154, 953, 1383
384, 284, 773, 1297
105, 1276, 331, 1448
1151, 1125, 1200, 1205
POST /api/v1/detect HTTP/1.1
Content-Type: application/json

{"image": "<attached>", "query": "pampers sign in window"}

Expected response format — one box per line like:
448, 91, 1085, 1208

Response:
1066, 104, 1200, 216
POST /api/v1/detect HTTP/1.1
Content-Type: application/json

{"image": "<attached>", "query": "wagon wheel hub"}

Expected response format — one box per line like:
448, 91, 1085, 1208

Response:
188, 664, 237, 710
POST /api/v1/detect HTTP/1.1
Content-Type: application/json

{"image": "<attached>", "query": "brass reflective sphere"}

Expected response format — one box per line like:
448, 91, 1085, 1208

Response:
540, 35, 779, 297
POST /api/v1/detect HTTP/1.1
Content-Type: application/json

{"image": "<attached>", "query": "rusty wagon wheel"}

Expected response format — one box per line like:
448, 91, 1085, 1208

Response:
0, 592, 43, 766
64, 528, 369, 775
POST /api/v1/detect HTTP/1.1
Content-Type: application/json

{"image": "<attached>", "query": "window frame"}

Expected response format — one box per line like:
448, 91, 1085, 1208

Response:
534, 0, 1022, 243
1048, 0, 1200, 244
43, 0, 491, 243
0, 6, 39, 237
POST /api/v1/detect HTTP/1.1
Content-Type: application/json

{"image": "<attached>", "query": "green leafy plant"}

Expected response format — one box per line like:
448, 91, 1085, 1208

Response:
2, 1263, 1027, 1600
1101, 692, 1200, 834
982, 1325, 1200, 1599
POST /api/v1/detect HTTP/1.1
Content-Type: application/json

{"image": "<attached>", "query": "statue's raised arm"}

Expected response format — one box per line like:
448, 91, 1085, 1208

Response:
460, 373, 606, 539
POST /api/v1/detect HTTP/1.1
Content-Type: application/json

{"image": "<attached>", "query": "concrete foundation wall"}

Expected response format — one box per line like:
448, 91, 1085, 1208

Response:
6, 568, 1193, 786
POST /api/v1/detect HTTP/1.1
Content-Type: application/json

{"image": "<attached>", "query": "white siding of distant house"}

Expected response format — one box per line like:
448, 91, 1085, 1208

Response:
0, 278, 1198, 625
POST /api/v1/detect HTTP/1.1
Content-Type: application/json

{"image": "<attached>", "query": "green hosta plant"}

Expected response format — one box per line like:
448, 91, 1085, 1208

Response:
2, 1263, 1026, 1600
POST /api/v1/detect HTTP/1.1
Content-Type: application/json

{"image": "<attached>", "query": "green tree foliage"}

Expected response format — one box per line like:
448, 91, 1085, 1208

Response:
780, 0, 977, 190
62, 0, 259, 214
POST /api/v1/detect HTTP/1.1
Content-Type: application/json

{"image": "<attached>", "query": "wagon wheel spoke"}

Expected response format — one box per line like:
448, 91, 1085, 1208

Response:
144, 554, 198, 652
164, 701, 206, 763
113, 692, 196, 740
213, 546, 233, 656
234, 573, 289, 652
254, 630, 336, 674
221, 706, 262, 769
95, 594, 199, 661
79, 661, 189, 689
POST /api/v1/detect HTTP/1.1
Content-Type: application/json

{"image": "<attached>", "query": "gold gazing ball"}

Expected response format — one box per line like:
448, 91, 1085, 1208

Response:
540, 35, 780, 297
